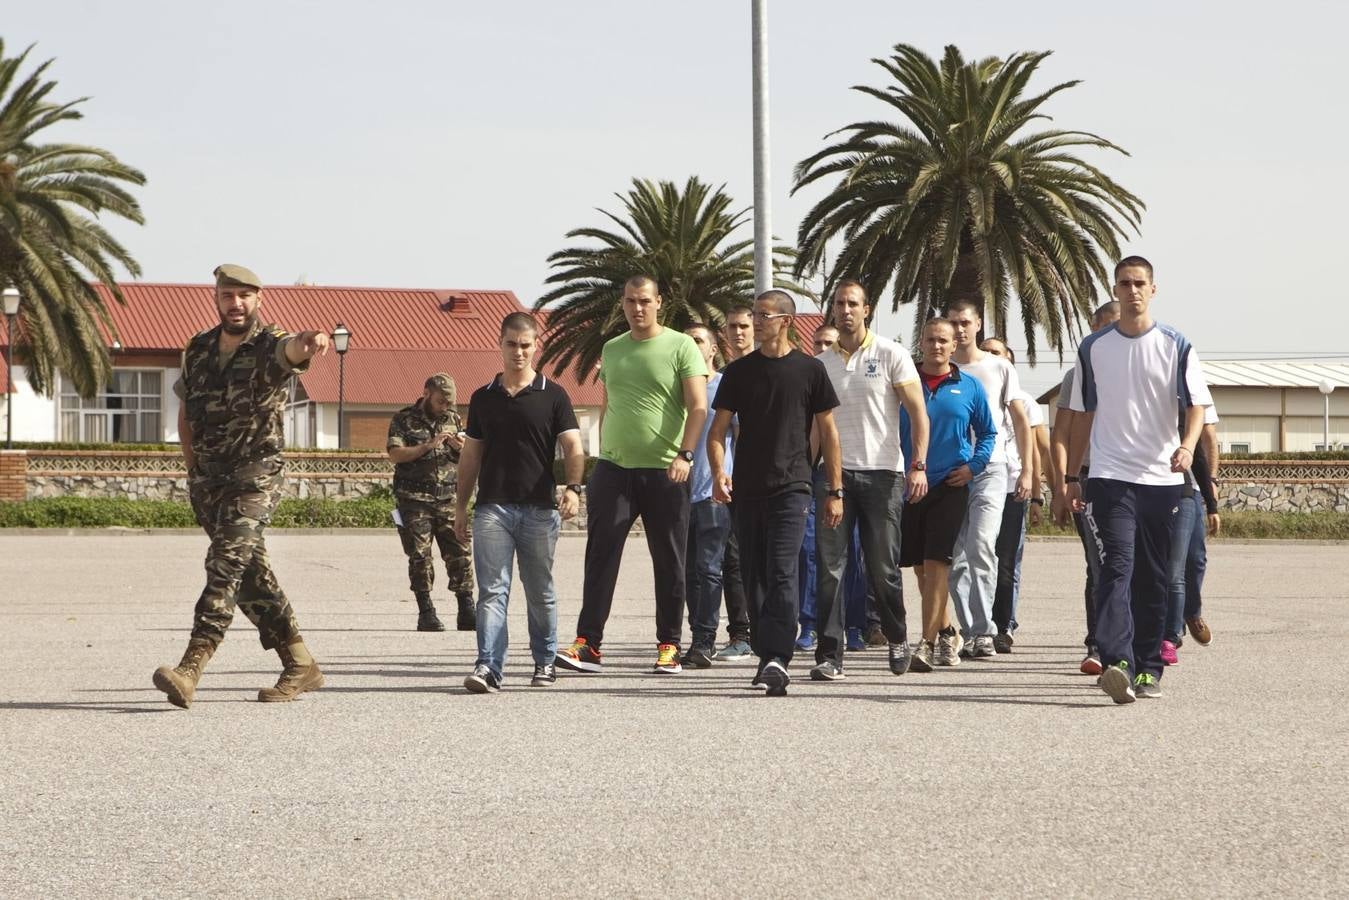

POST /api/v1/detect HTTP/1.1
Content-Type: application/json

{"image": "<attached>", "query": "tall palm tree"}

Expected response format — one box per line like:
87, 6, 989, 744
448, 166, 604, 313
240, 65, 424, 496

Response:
793, 44, 1143, 362
535, 176, 804, 380
0, 40, 146, 395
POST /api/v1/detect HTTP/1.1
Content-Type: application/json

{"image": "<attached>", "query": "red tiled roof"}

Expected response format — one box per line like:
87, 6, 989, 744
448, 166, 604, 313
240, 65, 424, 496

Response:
0, 283, 605, 406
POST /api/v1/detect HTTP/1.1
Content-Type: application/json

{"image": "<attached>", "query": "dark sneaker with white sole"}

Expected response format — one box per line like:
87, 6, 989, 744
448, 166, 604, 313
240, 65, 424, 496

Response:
888, 641, 912, 675
530, 664, 556, 687
758, 659, 790, 696
993, 631, 1014, 654
809, 660, 846, 681
464, 664, 501, 694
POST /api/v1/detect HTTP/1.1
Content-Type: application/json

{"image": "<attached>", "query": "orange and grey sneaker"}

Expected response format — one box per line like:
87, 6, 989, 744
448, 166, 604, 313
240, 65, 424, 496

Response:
555, 636, 603, 673
652, 642, 683, 675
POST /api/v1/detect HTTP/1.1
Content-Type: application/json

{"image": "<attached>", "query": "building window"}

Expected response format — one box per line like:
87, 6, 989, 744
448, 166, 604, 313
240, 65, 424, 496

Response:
58, 370, 163, 443
1228, 442, 1250, 454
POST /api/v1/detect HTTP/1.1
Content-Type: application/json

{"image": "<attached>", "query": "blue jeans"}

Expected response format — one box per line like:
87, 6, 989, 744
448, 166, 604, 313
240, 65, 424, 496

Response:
798, 501, 817, 628
686, 499, 731, 646
472, 503, 561, 680
1165, 491, 1207, 642
814, 469, 907, 668
800, 513, 868, 631
950, 462, 1007, 639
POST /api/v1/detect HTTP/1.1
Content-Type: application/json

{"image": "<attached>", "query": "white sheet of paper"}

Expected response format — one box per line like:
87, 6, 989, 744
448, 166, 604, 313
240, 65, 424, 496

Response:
391, 508, 403, 527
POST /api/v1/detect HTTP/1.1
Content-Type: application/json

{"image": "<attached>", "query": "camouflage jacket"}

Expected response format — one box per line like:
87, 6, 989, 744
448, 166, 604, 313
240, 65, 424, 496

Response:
175, 320, 307, 477
387, 400, 464, 502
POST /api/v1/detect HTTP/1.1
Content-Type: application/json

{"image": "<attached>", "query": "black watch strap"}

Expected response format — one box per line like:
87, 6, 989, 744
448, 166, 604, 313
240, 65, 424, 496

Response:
565, 484, 583, 495
1065, 475, 1080, 484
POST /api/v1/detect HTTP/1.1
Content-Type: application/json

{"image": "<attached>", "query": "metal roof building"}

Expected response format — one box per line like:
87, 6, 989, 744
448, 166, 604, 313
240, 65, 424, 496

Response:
1038, 359, 1349, 452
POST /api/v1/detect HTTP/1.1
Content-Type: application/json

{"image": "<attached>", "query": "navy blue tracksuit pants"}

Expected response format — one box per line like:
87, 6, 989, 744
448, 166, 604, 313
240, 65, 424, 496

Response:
1083, 478, 1185, 679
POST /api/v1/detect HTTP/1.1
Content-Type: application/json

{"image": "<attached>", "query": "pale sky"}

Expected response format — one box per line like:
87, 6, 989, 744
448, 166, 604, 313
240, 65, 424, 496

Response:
8, 0, 1347, 394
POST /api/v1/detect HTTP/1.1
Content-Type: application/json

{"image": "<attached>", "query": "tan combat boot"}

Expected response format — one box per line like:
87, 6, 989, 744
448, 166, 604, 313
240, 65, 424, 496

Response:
257, 639, 324, 702
152, 638, 216, 709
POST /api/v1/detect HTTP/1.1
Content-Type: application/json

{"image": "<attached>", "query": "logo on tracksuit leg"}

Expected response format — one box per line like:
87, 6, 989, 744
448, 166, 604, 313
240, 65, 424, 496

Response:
1084, 501, 1106, 565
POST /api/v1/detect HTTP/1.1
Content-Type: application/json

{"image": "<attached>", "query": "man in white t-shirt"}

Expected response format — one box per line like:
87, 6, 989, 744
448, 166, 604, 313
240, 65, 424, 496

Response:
980, 337, 1046, 651
944, 301, 1033, 658
1050, 300, 1120, 675
811, 280, 930, 680
1066, 256, 1212, 704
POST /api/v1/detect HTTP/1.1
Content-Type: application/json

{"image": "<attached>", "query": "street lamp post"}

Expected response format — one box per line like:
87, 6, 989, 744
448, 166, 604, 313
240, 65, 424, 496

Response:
750, 0, 771, 296
332, 322, 351, 449
2, 287, 19, 450
1318, 379, 1335, 451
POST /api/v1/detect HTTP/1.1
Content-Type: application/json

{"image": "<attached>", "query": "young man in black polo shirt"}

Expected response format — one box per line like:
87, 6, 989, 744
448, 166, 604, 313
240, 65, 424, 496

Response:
707, 290, 842, 696
454, 313, 587, 692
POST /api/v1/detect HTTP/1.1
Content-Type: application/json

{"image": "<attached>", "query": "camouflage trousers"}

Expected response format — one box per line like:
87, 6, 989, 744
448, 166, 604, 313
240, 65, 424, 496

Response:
188, 466, 302, 651
396, 497, 474, 596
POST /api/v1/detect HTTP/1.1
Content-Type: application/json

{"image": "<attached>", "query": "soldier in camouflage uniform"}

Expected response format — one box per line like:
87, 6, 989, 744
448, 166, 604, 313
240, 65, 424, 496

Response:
387, 373, 476, 631
152, 263, 329, 709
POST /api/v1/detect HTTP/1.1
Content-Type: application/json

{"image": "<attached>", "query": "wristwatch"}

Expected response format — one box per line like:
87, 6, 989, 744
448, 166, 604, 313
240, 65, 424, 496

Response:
678, 450, 695, 463
910, 460, 926, 472
565, 484, 584, 495
1064, 475, 1080, 484
826, 487, 845, 499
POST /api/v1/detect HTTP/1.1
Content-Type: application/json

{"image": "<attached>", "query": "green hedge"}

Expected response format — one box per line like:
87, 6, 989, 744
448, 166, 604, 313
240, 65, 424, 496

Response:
1027, 510, 1349, 541
2, 497, 1344, 538
0, 495, 398, 528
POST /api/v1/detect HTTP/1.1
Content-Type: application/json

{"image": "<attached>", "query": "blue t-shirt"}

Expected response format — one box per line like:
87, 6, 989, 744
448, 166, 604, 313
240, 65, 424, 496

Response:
900, 365, 997, 486
691, 372, 732, 503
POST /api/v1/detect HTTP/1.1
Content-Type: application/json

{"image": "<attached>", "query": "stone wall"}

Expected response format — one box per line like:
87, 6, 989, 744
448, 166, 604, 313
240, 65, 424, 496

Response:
25, 473, 389, 502
8, 449, 1349, 518
1217, 482, 1349, 514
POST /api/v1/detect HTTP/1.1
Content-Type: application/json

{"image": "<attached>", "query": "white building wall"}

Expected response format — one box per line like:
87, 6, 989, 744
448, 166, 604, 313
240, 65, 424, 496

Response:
6, 365, 57, 441
163, 366, 182, 443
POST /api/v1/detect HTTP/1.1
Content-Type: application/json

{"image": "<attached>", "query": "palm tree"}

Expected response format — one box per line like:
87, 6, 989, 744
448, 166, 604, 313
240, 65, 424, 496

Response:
793, 44, 1143, 362
0, 40, 146, 396
535, 176, 804, 380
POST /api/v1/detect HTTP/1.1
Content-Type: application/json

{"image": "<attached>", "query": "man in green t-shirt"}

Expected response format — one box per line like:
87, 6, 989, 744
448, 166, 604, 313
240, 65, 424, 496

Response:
555, 275, 709, 675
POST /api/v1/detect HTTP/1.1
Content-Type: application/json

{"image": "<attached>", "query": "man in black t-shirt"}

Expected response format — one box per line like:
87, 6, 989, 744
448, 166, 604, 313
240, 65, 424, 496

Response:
707, 290, 842, 696
454, 313, 587, 693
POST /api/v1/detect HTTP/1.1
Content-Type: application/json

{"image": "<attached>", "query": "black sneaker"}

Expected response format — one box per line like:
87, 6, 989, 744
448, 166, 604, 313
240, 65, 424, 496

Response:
809, 660, 845, 681
530, 663, 556, 687
683, 644, 715, 669
463, 664, 501, 694
993, 631, 1014, 654
887, 641, 912, 675
758, 659, 790, 696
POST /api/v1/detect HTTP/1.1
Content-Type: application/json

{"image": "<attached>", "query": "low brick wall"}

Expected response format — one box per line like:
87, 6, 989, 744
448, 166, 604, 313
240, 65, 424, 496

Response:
8, 450, 1348, 519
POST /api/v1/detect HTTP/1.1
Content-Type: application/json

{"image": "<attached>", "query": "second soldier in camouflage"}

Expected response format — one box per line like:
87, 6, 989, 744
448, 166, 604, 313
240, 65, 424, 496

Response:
387, 373, 476, 631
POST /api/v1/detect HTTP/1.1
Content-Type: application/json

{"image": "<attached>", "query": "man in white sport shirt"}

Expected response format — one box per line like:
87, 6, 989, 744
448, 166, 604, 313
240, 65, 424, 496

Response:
1051, 300, 1120, 675
810, 280, 930, 681
1065, 255, 1212, 704
944, 300, 1033, 658
979, 337, 1047, 652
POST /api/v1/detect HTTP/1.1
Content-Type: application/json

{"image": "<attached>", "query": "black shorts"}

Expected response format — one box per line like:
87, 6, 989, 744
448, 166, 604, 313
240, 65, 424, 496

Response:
899, 481, 969, 567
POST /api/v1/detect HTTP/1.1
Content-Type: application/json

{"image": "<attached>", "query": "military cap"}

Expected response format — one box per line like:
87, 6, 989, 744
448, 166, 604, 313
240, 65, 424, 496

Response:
425, 373, 456, 399
213, 263, 263, 291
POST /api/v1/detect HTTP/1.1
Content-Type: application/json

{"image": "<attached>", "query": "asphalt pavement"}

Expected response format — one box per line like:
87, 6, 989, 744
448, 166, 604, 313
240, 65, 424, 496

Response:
1, 532, 1346, 898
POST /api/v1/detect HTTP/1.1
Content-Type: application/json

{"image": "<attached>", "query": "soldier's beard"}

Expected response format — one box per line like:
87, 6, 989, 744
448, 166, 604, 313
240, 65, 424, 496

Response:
220, 310, 258, 335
